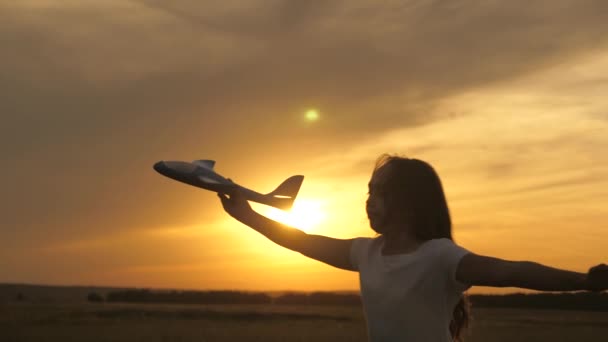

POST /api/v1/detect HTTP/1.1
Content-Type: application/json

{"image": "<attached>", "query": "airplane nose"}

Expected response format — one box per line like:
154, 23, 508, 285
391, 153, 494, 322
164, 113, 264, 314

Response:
153, 161, 167, 174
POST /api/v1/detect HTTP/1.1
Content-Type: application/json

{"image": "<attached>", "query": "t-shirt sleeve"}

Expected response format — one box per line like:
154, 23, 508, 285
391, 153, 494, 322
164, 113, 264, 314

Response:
436, 238, 471, 292
350, 237, 372, 271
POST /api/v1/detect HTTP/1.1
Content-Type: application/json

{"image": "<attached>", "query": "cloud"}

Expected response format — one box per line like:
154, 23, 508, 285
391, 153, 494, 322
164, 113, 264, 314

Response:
5, 1, 608, 131
2, 0, 608, 252
299, 47, 608, 249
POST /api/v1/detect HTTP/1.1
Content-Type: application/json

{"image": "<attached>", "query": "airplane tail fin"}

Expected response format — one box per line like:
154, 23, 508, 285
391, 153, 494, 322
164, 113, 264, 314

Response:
264, 175, 304, 210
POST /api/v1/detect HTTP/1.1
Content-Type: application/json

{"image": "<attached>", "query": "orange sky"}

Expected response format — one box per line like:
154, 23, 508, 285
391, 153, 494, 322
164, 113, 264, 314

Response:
1, 1, 608, 294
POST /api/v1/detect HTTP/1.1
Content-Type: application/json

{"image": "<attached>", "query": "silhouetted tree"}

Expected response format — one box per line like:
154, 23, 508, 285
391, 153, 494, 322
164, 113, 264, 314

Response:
87, 292, 104, 303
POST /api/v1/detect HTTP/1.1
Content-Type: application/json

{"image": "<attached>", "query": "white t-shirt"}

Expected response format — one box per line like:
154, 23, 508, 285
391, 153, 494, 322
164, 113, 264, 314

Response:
350, 236, 471, 342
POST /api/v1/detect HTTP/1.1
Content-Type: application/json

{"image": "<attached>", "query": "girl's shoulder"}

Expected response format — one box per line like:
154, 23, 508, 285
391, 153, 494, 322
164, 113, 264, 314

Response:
426, 237, 463, 249
351, 235, 382, 251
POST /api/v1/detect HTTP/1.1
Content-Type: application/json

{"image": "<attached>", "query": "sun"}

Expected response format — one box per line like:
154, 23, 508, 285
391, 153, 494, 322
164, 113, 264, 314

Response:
305, 109, 319, 122
263, 199, 326, 233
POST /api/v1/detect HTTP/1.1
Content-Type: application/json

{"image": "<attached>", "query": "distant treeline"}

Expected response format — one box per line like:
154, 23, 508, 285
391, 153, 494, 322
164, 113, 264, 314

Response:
102, 289, 608, 311
104, 290, 360, 306
469, 292, 608, 312
4, 284, 608, 312
106, 290, 271, 305
274, 292, 361, 306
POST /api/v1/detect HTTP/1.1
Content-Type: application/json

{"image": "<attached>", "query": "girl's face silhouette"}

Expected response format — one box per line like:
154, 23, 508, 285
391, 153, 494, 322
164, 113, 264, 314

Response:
366, 164, 391, 233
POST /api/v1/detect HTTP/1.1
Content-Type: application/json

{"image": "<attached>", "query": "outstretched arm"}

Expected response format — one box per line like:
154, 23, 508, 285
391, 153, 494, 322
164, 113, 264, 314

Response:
456, 253, 608, 292
218, 190, 355, 271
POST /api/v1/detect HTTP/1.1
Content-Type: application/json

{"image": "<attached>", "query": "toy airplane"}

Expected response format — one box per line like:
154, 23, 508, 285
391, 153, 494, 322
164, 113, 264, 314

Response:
153, 159, 304, 210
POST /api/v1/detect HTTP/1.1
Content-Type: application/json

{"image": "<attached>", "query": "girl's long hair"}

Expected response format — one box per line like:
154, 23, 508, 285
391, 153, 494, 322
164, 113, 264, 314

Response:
374, 154, 470, 342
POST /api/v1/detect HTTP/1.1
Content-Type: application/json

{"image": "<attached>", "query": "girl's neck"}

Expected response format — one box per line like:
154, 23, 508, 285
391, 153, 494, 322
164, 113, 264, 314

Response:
381, 230, 424, 255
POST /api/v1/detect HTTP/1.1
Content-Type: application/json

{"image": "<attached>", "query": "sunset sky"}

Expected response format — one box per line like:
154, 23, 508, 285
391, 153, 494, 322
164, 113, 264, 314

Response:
2, 1, 608, 294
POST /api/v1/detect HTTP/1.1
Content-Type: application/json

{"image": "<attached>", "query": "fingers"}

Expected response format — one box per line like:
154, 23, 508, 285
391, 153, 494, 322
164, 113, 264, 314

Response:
218, 186, 247, 209
217, 190, 242, 205
217, 193, 228, 210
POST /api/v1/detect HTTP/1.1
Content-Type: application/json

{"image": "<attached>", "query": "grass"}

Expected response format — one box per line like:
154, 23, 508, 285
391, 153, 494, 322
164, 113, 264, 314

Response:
2, 302, 608, 341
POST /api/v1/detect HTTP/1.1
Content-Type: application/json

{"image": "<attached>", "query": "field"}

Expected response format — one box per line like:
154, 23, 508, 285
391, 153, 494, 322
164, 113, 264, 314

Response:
2, 302, 608, 342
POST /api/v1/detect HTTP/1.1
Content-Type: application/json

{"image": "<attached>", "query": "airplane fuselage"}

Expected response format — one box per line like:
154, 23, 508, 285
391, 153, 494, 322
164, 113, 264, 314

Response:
153, 159, 304, 210
153, 161, 236, 194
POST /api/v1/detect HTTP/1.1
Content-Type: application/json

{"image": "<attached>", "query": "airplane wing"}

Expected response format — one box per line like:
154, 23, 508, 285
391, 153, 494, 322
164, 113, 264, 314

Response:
192, 160, 216, 169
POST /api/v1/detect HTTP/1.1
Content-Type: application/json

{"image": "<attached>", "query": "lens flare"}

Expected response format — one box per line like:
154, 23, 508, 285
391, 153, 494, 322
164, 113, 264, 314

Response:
305, 109, 319, 121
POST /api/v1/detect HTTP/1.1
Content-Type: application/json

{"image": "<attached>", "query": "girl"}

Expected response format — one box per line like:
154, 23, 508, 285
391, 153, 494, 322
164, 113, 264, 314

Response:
218, 154, 608, 341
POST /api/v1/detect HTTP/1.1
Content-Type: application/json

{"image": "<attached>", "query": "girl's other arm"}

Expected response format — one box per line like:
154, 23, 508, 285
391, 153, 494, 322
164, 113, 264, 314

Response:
218, 190, 355, 271
456, 253, 608, 292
